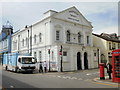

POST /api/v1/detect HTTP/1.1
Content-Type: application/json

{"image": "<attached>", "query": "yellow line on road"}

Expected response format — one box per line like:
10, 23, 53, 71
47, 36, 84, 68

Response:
94, 82, 119, 87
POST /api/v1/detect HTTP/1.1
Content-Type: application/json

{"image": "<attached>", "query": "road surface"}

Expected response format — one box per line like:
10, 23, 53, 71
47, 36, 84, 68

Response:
1, 67, 119, 89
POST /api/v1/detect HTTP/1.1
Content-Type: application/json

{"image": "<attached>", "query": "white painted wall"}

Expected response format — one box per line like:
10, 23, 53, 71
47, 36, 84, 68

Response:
11, 7, 98, 71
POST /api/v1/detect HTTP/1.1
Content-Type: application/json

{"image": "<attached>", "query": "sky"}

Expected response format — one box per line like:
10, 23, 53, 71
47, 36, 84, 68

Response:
0, 0, 119, 35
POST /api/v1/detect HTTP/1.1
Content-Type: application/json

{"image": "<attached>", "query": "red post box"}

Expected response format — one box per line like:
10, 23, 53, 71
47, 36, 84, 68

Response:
99, 63, 105, 80
112, 49, 120, 83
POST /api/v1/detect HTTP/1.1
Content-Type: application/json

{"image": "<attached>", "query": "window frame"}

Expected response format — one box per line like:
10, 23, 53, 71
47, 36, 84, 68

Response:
22, 39, 24, 47
109, 42, 111, 50
34, 34, 37, 44
78, 32, 81, 43
67, 30, 70, 42
39, 51, 42, 61
87, 36, 89, 45
56, 30, 60, 41
39, 33, 42, 42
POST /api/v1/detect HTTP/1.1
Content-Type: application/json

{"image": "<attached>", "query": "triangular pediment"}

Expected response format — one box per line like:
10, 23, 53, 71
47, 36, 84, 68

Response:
52, 6, 93, 28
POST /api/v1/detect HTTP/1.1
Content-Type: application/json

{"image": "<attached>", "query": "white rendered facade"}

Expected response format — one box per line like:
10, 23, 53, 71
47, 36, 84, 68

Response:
11, 7, 99, 71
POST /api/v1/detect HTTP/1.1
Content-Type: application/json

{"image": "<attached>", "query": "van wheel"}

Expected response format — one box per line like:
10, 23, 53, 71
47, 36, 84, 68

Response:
15, 68, 19, 73
5, 66, 8, 71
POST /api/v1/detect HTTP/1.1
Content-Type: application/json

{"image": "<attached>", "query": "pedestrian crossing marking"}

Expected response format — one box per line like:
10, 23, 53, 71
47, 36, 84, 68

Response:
78, 78, 83, 80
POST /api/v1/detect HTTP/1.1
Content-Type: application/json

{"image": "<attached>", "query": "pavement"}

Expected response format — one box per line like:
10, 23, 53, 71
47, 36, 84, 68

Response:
93, 76, 120, 87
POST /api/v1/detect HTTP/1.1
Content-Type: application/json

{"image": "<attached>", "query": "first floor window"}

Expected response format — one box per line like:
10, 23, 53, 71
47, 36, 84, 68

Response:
87, 36, 89, 45
34, 35, 36, 44
67, 30, 70, 42
26, 38, 28, 46
94, 53, 96, 56
78, 32, 81, 43
109, 42, 111, 50
39, 33, 42, 42
22, 39, 24, 47
56, 31, 60, 40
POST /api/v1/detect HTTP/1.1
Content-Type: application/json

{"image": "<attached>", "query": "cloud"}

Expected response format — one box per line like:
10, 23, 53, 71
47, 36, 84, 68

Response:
1, 2, 118, 33
75, 2, 118, 16
93, 26, 118, 35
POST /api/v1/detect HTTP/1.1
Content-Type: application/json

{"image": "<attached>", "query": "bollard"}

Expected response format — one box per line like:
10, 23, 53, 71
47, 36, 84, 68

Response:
99, 63, 105, 80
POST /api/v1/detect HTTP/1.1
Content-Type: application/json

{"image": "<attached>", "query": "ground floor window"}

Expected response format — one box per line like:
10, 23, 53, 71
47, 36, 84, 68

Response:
34, 52, 37, 58
63, 51, 67, 56
39, 51, 42, 61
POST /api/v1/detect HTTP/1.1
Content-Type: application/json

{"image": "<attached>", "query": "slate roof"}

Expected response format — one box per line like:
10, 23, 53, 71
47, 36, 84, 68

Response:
92, 33, 120, 43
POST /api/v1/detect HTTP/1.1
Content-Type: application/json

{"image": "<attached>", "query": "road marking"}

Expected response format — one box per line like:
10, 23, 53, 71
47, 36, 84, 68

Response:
94, 82, 119, 87
65, 76, 71, 79
86, 72, 99, 76
78, 78, 83, 80
70, 77, 77, 80
10, 85, 14, 88
86, 73, 91, 75
84, 79, 91, 81
48, 74, 84, 81
57, 76, 62, 78
62, 76, 68, 79
52, 75, 56, 77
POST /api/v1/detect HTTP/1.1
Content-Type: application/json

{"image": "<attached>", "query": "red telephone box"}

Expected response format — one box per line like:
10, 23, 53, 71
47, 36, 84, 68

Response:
112, 49, 120, 83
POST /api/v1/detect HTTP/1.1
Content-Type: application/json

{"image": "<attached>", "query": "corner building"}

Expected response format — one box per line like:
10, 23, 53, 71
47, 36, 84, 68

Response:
11, 7, 100, 71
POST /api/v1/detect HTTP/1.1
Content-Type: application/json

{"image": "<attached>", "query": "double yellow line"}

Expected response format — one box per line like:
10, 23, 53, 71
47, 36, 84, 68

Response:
94, 82, 119, 87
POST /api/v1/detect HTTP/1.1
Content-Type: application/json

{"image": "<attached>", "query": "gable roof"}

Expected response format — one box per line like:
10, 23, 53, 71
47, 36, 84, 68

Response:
51, 6, 93, 28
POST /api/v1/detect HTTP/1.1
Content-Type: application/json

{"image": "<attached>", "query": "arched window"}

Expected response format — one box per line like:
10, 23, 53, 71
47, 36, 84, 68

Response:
87, 36, 89, 45
39, 33, 42, 42
56, 30, 60, 40
109, 42, 111, 50
34, 34, 36, 44
78, 32, 81, 43
67, 30, 70, 42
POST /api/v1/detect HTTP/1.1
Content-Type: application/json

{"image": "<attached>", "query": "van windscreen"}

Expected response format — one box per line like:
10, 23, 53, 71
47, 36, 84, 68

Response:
22, 57, 36, 64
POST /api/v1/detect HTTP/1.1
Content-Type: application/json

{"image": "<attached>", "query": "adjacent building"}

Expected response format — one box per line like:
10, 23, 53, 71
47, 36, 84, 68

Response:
93, 33, 120, 64
11, 6, 99, 71
0, 21, 13, 64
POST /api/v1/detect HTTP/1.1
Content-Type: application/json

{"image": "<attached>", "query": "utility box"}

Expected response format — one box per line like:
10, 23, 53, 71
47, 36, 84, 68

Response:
112, 49, 120, 83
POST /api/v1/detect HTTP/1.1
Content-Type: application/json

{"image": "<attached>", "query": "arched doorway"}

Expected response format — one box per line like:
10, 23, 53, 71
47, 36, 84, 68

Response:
77, 52, 82, 70
84, 52, 88, 69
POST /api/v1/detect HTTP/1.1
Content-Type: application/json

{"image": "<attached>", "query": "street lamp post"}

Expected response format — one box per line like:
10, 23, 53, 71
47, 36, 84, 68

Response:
28, 29, 29, 54
18, 35, 20, 53
48, 49, 50, 72
30, 25, 32, 56
59, 45, 63, 72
